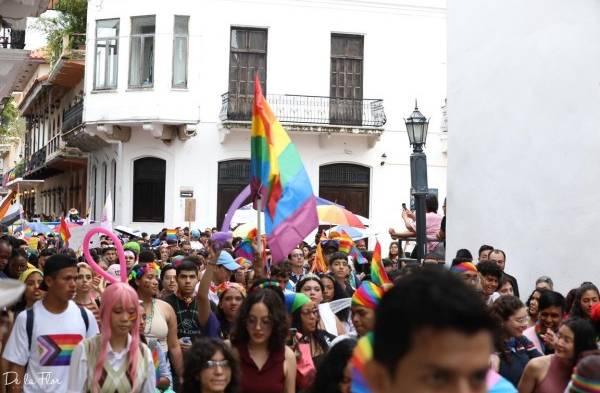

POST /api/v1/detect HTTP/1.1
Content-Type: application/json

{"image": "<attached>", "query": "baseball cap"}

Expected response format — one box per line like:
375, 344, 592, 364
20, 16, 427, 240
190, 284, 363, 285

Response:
39, 254, 77, 291
217, 251, 241, 271
190, 229, 201, 239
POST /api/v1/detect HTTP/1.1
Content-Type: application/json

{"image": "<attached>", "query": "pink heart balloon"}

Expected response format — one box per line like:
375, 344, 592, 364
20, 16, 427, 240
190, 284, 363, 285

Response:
83, 227, 127, 283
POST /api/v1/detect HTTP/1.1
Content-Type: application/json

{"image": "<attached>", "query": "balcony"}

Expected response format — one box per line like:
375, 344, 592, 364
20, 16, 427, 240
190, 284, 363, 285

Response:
220, 93, 386, 126
47, 34, 85, 88
62, 100, 83, 134
219, 93, 386, 144
26, 146, 46, 174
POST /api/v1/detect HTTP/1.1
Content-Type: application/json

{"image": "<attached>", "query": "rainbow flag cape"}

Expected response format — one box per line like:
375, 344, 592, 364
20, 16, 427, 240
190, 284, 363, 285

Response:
166, 229, 177, 241
370, 241, 392, 288
310, 241, 328, 273
250, 76, 318, 263
58, 217, 71, 245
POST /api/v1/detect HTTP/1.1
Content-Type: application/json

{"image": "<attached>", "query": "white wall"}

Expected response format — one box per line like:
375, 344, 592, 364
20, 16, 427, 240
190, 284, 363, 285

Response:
447, 0, 600, 296
85, 0, 448, 250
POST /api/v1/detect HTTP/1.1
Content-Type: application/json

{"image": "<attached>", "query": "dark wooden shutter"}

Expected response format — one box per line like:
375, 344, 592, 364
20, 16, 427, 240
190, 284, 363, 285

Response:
319, 164, 370, 218
228, 28, 267, 120
330, 34, 364, 126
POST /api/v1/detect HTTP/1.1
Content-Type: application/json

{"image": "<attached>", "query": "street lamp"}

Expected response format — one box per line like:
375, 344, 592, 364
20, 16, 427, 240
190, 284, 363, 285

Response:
404, 101, 430, 262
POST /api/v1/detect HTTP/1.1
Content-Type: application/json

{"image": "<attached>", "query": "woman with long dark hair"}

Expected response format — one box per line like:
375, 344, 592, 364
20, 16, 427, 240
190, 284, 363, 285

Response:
296, 275, 345, 336
288, 293, 335, 367
181, 337, 239, 393
519, 318, 598, 393
320, 274, 353, 335
231, 288, 296, 393
570, 283, 600, 319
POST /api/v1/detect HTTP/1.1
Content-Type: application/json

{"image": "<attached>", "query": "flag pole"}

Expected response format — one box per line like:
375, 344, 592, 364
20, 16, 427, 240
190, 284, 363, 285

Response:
256, 194, 263, 259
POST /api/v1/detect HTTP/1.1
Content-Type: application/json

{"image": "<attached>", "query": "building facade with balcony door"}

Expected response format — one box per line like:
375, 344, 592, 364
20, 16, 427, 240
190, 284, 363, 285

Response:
76, 0, 448, 241
8, 41, 88, 220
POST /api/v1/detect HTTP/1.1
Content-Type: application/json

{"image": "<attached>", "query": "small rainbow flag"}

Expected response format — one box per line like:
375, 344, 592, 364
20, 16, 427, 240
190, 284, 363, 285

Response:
59, 217, 71, 245
370, 241, 392, 288
250, 75, 318, 263
166, 229, 177, 241
235, 228, 257, 261
22, 222, 33, 241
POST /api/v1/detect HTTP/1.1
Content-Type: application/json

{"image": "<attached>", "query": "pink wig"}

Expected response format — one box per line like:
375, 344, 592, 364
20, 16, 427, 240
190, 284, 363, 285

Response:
93, 282, 141, 392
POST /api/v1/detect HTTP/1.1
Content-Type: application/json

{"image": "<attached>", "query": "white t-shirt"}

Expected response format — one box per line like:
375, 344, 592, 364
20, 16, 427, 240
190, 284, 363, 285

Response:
2, 300, 99, 393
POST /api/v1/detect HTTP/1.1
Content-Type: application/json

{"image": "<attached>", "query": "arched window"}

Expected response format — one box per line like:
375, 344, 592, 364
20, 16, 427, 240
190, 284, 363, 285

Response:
319, 163, 370, 218
216, 159, 250, 229
133, 157, 166, 222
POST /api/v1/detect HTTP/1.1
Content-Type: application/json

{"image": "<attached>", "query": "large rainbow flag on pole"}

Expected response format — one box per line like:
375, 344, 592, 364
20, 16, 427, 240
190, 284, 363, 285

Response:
250, 75, 319, 263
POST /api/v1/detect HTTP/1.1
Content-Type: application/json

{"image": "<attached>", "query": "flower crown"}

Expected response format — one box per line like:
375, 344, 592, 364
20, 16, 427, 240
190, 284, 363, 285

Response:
128, 262, 161, 281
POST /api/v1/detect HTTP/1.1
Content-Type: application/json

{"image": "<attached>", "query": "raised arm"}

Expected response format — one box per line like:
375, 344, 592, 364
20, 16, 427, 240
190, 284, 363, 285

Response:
197, 253, 216, 327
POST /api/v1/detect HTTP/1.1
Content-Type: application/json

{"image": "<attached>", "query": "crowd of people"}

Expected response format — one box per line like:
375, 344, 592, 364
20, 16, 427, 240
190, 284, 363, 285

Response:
0, 196, 599, 393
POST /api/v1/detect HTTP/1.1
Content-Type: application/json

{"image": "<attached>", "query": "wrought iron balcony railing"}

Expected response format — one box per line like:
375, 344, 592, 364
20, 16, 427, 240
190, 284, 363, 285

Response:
26, 146, 46, 173
220, 93, 386, 128
62, 100, 83, 134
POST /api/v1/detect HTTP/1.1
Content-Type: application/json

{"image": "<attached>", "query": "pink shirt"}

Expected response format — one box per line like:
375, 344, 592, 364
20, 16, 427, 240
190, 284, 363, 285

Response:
409, 212, 443, 253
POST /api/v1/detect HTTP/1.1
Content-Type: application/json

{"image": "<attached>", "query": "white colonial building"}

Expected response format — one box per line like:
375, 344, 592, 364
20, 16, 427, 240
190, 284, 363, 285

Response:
74, 0, 448, 241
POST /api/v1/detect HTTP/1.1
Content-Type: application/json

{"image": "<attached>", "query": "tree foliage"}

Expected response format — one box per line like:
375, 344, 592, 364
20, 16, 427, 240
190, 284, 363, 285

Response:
34, 0, 87, 64
0, 98, 25, 142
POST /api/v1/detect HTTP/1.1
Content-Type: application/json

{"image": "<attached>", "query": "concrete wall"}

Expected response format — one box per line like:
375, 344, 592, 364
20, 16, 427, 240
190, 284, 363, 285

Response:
447, 0, 600, 296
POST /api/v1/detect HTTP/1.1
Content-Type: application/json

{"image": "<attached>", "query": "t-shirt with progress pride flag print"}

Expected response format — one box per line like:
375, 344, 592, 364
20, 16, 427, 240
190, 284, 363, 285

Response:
2, 300, 99, 393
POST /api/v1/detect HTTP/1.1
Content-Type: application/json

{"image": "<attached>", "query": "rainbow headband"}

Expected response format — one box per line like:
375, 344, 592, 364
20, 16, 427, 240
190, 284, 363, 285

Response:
567, 373, 600, 393
215, 281, 247, 298
352, 281, 384, 310
450, 262, 477, 273
128, 262, 161, 281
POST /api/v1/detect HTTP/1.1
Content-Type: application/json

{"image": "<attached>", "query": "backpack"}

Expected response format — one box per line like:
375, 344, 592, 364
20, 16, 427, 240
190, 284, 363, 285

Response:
26, 305, 90, 350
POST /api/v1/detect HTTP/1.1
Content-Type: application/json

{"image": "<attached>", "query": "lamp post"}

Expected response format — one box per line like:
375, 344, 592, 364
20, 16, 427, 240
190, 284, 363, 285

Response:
404, 101, 429, 262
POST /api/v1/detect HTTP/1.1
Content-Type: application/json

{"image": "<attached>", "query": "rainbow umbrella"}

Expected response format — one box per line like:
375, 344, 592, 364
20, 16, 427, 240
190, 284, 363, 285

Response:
317, 205, 366, 228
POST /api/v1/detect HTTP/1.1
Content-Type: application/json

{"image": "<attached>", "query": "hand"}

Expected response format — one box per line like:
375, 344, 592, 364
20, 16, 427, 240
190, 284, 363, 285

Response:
542, 330, 557, 349
406, 210, 416, 220
180, 341, 192, 352
92, 276, 105, 295
489, 353, 500, 371
156, 377, 171, 390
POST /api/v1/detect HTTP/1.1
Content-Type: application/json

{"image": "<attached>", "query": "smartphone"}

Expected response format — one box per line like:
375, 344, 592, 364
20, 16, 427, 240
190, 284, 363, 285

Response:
402, 203, 407, 210
287, 328, 298, 347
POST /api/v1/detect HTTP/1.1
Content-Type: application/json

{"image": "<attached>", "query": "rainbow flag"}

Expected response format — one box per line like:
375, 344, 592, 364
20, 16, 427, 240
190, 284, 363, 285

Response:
22, 222, 33, 241
166, 229, 177, 241
58, 217, 71, 245
0, 190, 15, 220
351, 332, 374, 393
250, 76, 318, 263
310, 242, 328, 273
235, 228, 257, 260
370, 241, 392, 288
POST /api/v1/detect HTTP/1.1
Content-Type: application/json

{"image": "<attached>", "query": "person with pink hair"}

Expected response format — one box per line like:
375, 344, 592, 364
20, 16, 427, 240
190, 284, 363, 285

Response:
66, 282, 156, 392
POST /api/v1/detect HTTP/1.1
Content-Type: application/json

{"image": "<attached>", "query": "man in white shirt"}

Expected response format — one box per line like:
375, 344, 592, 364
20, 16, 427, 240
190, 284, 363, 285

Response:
3, 254, 99, 393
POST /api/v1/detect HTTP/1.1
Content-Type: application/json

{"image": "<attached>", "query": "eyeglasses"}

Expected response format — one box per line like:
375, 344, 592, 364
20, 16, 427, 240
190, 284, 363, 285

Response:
512, 316, 529, 324
206, 360, 230, 369
301, 308, 319, 316
246, 317, 272, 329
291, 253, 303, 257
